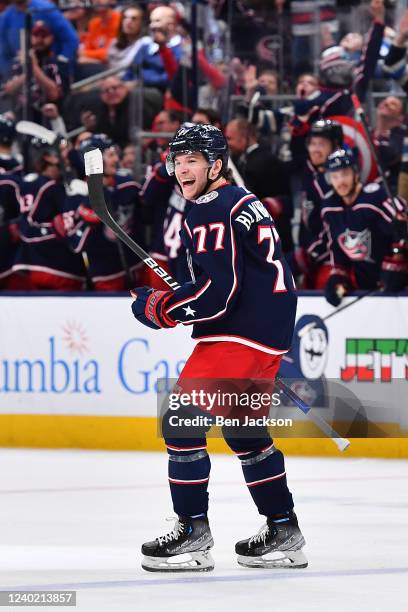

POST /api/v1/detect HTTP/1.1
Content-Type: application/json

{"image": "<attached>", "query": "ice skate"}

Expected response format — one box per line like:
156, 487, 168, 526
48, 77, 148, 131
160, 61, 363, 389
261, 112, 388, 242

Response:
141, 516, 215, 572
235, 512, 308, 569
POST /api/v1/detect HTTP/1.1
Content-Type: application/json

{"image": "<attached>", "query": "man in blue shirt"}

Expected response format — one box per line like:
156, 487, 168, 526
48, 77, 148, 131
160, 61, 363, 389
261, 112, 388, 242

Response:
0, 0, 78, 79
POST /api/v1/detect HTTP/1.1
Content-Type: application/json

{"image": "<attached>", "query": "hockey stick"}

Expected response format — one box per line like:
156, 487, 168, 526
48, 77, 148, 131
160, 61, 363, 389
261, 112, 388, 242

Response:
85, 148, 349, 451
350, 93, 396, 207
297, 287, 380, 338
274, 379, 349, 451
84, 149, 181, 290
16, 120, 84, 144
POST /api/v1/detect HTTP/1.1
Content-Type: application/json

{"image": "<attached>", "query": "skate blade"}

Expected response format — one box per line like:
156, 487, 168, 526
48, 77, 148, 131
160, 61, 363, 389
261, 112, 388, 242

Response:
237, 549, 308, 569
142, 550, 215, 573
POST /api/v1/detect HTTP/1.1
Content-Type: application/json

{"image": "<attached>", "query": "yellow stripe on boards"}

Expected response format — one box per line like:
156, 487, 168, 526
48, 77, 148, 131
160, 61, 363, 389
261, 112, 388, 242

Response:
0, 415, 406, 458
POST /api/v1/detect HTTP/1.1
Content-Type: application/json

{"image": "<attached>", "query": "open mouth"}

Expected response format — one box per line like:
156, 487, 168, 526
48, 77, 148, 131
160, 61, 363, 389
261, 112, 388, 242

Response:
182, 179, 195, 187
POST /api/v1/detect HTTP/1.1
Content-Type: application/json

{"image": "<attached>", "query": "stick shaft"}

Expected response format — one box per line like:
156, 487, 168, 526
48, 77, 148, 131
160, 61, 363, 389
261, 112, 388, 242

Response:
275, 377, 350, 451
87, 174, 181, 290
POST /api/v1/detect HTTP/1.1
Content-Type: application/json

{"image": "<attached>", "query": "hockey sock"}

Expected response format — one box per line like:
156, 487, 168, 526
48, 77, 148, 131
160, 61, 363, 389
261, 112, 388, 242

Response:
166, 441, 211, 516
237, 443, 294, 515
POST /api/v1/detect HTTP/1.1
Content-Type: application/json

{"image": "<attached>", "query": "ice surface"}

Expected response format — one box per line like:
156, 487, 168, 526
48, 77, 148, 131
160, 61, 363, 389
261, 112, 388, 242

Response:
0, 448, 406, 612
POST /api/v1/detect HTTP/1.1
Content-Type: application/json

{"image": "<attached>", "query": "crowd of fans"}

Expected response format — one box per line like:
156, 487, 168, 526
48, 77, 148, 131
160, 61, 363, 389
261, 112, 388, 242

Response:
0, 0, 407, 302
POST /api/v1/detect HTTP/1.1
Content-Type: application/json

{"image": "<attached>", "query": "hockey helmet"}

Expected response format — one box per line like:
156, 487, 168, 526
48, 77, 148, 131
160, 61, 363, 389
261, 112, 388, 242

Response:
319, 46, 355, 88
0, 114, 16, 146
308, 119, 344, 149
325, 148, 358, 172
79, 133, 114, 159
166, 123, 228, 176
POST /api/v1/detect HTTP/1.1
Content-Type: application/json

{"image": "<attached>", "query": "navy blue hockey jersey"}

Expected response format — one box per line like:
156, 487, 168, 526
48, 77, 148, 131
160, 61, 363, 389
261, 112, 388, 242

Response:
299, 159, 330, 262
63, 172, 142, 282
164, 184, 298, 354
14, 174, 85, 279
141, 162, 192, 283
321, 182, 406, 288
0, 172, 20, 279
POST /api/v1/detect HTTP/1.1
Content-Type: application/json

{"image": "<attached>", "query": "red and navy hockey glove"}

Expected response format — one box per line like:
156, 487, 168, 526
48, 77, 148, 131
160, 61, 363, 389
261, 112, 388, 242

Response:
324, 273, 351, 307
77, 204, 101, 224
380, 256, 408, 292
130, 286, 176, 330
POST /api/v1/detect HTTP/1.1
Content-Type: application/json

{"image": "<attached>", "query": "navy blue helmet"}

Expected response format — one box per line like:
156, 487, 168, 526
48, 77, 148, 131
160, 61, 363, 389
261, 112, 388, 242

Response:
308, 119, 344, 149
166, 123, 228, 176
79, 133, 114, 159
325, 148, 358, 172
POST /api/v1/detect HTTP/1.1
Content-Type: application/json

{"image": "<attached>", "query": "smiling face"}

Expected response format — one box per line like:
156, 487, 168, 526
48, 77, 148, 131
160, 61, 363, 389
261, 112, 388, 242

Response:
307, 136, 333, 168
299, 327, 328, 379
174, 152, 222, 200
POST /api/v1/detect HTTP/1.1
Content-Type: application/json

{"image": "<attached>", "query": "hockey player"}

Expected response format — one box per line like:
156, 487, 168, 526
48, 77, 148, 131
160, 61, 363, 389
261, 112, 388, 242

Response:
322, 148, 407, 305
63, 134, 143, 290
0, 115, 22, 175
0, 114, 21, 288
12, 139, 85, 290
130, 124, 307, 572
294, 119, 343, 288
140, 156, 192, 288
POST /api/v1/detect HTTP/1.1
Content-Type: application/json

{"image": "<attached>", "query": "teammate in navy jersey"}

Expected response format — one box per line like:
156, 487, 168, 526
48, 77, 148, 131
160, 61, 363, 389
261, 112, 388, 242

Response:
140, 160, 192, 287
0, 115, 22, 175
12, 140, 85, 290
130, 124, 307, 572
0, 114, 22, 288
294, 119, 343, 288
322, 148, 407, 306
63, 134, 143, 291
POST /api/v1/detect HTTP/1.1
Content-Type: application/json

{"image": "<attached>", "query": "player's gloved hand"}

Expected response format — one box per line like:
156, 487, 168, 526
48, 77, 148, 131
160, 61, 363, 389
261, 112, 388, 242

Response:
130, 286, 176, 330
380, 256, 408, 292
77, 204, 101, 224
324, 274, 350, 306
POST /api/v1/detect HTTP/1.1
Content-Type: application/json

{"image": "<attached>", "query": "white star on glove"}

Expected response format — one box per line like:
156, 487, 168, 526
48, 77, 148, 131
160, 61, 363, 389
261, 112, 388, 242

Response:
183, 305, 196, 317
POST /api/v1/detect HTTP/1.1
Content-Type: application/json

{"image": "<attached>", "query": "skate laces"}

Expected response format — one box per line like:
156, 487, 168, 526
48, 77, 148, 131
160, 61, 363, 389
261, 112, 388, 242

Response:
157, 517, 185, 546
249, 522, 269, 546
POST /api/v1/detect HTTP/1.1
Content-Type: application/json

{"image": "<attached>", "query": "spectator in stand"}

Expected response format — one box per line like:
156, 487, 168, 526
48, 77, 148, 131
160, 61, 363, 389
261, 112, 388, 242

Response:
0, 0, 79, 79
108, 5, 150, 73
143, 108, 182, 165
2, 21, 69, 124
373, 96, 405, 195
198, 60, 228, 111
191, 108, 222, 128
225, 117, 293, 253
81, 76, 133, 149
64, 1, 92, 47
290, 0, 339, 76
122, 5, 182, 91
77, 0, 121, 66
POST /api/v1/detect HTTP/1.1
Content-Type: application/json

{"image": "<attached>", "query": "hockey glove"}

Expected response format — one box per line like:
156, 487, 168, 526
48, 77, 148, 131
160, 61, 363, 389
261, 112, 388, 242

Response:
262, 197, 283, 220
324, 274, 350, 307
380, 256, 408, 292
131, 286, 176, 330
77, 204, 101, 224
